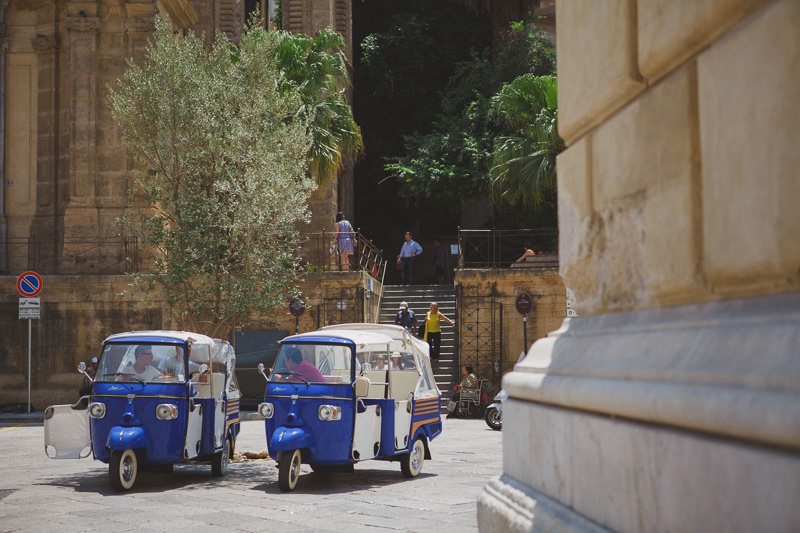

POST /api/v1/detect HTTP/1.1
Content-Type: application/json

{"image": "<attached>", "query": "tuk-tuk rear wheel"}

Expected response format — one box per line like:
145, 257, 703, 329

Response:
401, 438, 425, 478
212, 437, 230, 476
278, 449, 302, 491
109, 449, 138, 492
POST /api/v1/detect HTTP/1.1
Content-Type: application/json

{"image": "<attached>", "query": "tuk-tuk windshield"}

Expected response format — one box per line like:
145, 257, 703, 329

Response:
271, 343, 351, 384
96, 343, 186, 384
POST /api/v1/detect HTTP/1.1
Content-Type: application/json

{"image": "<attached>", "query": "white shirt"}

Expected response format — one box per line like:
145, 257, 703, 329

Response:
131, 365, 161, 381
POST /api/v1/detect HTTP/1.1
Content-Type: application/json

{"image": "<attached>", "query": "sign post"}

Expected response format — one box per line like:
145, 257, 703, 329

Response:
515, 293, 533, 354
17, 271, 43, 413
289, 299, 306, 334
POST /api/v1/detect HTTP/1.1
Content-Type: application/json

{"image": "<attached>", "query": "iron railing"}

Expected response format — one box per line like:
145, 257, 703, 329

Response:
457, 227, 558, 269
0, 230, 387, 283
300, 229, 387, 283
0, 237, 140, 275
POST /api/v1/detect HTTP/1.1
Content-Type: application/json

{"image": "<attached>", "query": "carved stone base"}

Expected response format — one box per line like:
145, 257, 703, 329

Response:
479, 291, 800, 532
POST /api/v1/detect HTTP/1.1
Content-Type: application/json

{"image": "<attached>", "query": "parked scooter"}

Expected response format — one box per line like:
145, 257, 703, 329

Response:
484, 389, 506, 431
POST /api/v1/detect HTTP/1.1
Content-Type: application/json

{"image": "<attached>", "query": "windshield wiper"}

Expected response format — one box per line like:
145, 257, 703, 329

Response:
274, 371, 309, 386
101, 372, 144, 383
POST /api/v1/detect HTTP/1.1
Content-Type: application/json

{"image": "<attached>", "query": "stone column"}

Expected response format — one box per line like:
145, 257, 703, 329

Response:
0, 0, 9, 273
478, 1, 800, 531
29, 28, 58, 271
60, 2, 99, 272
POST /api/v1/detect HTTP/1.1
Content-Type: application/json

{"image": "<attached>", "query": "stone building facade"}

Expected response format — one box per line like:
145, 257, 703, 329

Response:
455, 267, 566, 395
479, 1, 800, 531
0, 0, 354, 408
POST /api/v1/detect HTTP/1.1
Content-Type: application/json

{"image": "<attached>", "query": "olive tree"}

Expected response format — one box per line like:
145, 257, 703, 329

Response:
109, 17, 315, 337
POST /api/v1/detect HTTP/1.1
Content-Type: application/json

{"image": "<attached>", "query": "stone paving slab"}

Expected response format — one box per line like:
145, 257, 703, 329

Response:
0, 416, 501, 532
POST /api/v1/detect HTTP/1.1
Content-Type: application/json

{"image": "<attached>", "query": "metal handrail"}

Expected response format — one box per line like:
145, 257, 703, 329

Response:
1, 230, 387, 282
299, 229, 386, 281
0, 236, 139, 274
456, 227, 558, 268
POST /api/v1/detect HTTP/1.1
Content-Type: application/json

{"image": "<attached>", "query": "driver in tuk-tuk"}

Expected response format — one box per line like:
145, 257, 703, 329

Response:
284, 348, 325, 383
126, 345, 162, 381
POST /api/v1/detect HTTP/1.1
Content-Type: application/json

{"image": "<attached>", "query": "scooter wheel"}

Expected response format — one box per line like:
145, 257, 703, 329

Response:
485, 407, 502, 431
109, 449, 138, 492
278, 449, 302, 491
212, 437, 231, 476
400, 437, 425, 478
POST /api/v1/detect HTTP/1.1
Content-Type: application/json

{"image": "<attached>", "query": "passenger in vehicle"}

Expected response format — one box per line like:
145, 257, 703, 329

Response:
390, 352, 405, 371
284, 348, 325, 383
126, 346, 162, 381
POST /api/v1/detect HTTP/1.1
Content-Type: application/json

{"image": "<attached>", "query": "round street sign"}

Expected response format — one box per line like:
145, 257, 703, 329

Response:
515, 293, 533, 315
17, 271, 43, 297
288, 299, 306, 318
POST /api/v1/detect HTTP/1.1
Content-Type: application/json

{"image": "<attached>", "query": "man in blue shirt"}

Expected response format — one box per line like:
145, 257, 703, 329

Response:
397, 231, 423, 285
394, 301, 418, 334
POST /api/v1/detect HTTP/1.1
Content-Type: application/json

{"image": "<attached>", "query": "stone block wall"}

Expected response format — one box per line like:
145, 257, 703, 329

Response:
0, 270, 376, 409
557, 0, 800, 315
455, 268, 566, 390
480, 1, 800, 531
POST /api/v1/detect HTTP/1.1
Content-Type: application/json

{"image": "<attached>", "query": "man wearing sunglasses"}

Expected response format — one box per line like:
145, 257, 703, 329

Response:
127, 345, 162, 381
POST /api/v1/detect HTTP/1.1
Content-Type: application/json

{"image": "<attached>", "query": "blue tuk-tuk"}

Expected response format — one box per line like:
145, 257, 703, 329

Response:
44, 330, 240, 492
257, 323, 443, 491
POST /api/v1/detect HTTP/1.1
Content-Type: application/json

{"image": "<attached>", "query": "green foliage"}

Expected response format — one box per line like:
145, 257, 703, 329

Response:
274, 28, 363, 184
383, 23, 557, 226
109, 17, 314, 337
489, 74, 563, 208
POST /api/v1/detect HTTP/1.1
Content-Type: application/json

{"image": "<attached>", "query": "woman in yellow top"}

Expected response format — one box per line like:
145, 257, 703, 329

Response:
424, 302, 454, 360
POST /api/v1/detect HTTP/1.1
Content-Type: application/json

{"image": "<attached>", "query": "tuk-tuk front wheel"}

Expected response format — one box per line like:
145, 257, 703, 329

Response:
401, 438, 425, 478
278, 449, 302, 491
109, 449, 138, 492
212, 437, 231, 477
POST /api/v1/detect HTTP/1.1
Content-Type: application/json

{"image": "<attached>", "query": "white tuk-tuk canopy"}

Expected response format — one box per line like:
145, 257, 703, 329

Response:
317, 323, 441, 398
101, 331, 237, 397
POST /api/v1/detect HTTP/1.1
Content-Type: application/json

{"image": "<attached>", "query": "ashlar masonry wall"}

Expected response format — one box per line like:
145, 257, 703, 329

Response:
479, 1, 800, 532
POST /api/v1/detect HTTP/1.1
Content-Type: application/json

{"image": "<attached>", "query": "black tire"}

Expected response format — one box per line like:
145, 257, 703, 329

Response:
400, 437, 425, 478
109, 449, 138, 492
485, 407, 502, 431
212, 437, 230, 476
278, 449, 302, 491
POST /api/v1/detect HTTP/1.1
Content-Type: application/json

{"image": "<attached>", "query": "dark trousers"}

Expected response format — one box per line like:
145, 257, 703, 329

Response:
427, 331, 441, 360
401, 257, 416, 284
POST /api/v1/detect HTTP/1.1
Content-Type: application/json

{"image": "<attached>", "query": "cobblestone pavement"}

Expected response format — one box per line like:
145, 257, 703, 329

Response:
0, 414, 501, 532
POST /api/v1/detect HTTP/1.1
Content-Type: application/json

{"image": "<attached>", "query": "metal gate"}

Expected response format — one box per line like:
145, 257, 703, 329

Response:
313, 288, 365, 328
456, 284, 501, 387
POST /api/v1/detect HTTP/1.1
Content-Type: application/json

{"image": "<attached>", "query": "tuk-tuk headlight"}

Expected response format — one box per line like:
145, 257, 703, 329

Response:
318, 405, 341, 421
156, 403, 178, 420
258, 402, 274, 419
88, 402, 106, 419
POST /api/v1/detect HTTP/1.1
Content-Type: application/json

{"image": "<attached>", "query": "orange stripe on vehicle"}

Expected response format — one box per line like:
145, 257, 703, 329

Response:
410, 417, 440, 437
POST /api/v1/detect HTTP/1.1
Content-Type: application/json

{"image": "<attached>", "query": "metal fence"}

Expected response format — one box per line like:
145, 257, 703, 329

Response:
0, 237, 140, 275
1, 231, 387, 282
300, 229, 387, 283
457, 227, 558, 268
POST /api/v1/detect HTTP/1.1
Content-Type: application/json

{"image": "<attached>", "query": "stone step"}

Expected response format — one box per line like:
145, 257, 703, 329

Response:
379, 284, 458, 412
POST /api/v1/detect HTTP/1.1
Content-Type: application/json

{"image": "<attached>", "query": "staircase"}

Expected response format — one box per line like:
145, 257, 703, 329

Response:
379, 284, 458, 401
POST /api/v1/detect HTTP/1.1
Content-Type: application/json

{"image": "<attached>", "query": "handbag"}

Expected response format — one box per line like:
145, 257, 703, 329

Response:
417, 322, 426, 338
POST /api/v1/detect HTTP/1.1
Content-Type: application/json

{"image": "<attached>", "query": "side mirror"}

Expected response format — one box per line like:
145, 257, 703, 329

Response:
353, 376, 370, 398
77, 362, 94, 382
360, 362, 371, 376
257, 363, 270, 381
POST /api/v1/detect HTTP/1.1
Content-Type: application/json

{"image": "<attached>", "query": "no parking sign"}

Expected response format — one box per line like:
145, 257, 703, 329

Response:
16, 271, 42, 413
17, 271, 43, 297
